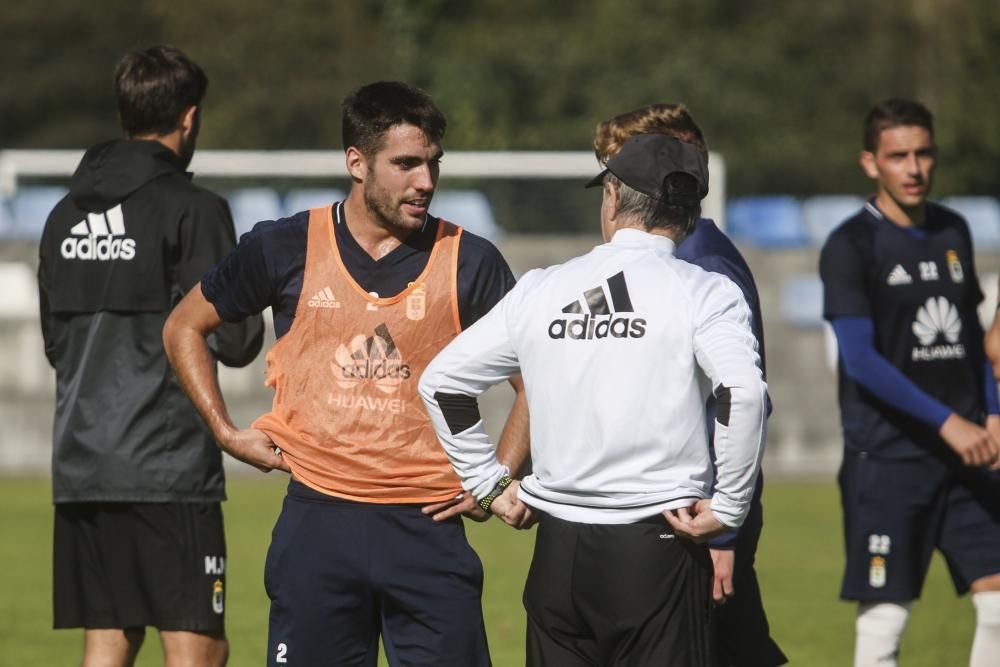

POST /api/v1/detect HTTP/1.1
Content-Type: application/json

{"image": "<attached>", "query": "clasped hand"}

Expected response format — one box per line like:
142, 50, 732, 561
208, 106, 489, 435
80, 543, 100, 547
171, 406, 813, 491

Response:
423, 480, 535, 529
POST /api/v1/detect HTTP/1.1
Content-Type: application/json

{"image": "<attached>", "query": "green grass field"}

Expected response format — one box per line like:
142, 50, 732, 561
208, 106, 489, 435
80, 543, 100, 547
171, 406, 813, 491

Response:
0, 477, 974, 665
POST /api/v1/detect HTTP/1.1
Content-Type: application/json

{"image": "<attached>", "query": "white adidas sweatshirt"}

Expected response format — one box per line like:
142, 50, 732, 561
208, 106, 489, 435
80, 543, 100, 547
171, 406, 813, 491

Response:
419, 228, 767, 527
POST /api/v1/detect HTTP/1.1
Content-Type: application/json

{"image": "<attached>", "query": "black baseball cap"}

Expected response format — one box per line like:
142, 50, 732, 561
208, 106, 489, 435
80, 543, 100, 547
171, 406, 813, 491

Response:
586, 134, 709, 204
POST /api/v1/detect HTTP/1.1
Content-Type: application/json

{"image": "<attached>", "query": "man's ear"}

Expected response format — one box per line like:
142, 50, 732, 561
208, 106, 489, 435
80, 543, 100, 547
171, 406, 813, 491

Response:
604, 180, 620, 220
345, 146, 368, 182
180, 105, 199, 138
859, 150, 879, 180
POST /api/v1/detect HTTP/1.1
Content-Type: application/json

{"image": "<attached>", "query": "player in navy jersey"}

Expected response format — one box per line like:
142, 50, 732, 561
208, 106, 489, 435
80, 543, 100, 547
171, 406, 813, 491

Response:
820, 98, 1000, 667
594, 104, 786, 667
163, 82, 527, 667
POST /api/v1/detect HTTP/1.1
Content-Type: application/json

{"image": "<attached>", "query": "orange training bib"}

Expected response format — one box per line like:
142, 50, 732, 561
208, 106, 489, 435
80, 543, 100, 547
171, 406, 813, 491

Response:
253, 206, 463, 503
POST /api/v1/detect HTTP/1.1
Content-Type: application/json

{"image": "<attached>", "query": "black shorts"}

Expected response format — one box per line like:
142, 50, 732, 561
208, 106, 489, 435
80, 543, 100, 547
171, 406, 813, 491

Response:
839, 449, 1000, 601
53, 501, 227, 633
523, 513, 714, 667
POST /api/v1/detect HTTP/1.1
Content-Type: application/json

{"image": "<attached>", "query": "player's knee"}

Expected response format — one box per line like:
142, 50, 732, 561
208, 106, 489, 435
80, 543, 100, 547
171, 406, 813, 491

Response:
82, 628, 146, 667
973, 591, 1000, 627
206, 635, 229, 667
970, 572, 1000, 593
856, 601, 911, 638
161, 631, 228, 667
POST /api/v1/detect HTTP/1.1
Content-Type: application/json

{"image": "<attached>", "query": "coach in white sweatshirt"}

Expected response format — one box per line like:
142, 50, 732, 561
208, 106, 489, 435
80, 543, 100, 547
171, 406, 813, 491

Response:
420, 133, 767, 666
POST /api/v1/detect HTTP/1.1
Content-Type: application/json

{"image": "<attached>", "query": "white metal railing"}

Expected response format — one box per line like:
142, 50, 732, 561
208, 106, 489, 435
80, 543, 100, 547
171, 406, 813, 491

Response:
0, 149, 727, 226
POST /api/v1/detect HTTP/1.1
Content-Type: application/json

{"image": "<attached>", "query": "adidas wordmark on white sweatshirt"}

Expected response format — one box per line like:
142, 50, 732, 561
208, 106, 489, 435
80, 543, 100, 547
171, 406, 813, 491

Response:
419, 228, 767, 527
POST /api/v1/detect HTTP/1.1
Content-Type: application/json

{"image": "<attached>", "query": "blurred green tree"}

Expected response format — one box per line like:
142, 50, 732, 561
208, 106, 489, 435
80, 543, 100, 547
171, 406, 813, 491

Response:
2, 0, 997, 205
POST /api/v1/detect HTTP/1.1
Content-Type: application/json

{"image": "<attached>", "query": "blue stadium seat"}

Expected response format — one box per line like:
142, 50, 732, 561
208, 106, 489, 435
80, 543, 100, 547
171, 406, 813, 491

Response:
0, 198, 13, 239
725, 196, 807, 248
9, 186, 68, 240
802, 195, 864, 246
283, 188, 346, 217
225, 188, 285, 239
939, 196, 1000, 250
430, 190, 503, 243
781, 273, 824, 328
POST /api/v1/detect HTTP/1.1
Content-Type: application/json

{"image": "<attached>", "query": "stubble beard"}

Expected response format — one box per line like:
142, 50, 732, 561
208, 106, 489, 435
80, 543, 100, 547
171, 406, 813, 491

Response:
363, 178, 425, 234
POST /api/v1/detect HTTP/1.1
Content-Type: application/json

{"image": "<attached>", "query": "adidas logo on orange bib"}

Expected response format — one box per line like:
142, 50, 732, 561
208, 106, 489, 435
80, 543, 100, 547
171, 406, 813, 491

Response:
332, 323, 411, 394
307, 286, 341, 309
60, 204, 136, 261
548, 271, 647, 340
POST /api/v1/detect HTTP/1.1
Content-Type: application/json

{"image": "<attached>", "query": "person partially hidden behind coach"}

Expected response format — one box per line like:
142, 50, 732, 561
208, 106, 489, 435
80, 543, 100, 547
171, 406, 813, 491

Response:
38, 45, 263, 666
420, 133, 767, 666
594, 103, 786, 667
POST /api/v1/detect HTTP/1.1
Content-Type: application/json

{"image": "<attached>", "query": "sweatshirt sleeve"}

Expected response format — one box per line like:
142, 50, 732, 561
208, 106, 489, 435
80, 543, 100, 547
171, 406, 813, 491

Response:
690, 275, 767, 528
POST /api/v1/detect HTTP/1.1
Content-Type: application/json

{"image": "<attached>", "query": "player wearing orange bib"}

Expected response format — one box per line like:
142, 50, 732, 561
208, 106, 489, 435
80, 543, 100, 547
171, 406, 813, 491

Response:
164, 81, 525, 666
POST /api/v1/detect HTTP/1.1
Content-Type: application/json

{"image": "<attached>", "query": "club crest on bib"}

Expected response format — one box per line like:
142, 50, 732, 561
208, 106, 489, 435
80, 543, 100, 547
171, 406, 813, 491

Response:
406, 283, 427, 321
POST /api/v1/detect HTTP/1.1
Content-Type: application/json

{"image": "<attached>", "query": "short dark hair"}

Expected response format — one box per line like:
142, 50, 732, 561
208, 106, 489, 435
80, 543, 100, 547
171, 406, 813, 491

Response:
114, 45, 207, 137
863, 98, 934, 152
342, 81, 447, 157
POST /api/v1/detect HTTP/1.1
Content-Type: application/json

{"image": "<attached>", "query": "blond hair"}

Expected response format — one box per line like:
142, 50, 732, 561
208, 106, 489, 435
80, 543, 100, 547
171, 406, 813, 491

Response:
593, 104, 707, 165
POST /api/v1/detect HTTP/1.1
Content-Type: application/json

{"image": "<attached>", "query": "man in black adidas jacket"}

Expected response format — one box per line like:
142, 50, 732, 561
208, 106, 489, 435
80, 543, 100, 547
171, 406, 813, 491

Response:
37, 45, 262, 667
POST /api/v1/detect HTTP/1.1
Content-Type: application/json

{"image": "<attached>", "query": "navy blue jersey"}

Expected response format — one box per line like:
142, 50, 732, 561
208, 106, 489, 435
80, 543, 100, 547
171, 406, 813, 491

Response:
677, 219, 767, 378
677, 218, 769, 550
820, 201, 986, 458
202, 202, 516, 337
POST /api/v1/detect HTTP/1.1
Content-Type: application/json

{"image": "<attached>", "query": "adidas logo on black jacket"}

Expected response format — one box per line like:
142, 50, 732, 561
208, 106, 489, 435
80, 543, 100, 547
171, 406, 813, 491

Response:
38, 139, 263, 503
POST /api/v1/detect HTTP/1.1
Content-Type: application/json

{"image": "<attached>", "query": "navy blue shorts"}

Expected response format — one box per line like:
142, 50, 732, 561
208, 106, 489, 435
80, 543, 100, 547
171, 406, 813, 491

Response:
839, 449, 1000, 601
264, 480, 490, 667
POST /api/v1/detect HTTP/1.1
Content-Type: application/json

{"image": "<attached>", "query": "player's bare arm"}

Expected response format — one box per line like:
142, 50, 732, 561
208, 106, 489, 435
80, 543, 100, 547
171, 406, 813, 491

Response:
986, 286, 1000, 379
985, 415, 1000, 471
490, 376, 536, 528
497, 375, 531, 477
163, 283, 288, 473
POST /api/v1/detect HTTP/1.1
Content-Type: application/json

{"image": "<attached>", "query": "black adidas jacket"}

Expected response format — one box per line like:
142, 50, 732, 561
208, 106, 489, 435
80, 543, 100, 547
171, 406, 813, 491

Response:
38, 139, 264, 503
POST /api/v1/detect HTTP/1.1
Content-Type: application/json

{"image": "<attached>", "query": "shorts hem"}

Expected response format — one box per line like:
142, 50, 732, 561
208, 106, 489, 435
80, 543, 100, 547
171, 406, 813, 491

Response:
839, 591, 920, 603
54, 619, 225, 633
